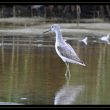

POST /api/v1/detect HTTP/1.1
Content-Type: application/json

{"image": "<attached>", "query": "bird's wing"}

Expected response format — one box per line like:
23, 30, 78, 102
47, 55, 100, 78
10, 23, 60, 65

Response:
57, 43, 81, 63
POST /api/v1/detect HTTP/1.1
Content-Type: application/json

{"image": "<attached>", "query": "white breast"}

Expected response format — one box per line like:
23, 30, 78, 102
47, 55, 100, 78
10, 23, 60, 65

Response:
55, 43, 66, 62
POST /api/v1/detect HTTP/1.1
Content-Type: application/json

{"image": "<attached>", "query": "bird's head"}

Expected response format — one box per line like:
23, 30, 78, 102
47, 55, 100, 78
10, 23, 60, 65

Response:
51, 24, 61, 32
43, 24, 61, 34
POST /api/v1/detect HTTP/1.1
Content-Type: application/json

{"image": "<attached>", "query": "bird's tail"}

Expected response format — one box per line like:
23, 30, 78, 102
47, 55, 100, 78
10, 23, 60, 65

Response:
78, 61, 86, 66
66, 58, 86, 66
72, 60, 86, 66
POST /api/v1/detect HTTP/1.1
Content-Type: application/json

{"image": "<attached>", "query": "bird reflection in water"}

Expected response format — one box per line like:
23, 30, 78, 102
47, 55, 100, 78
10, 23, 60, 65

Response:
54, 71, 84, 105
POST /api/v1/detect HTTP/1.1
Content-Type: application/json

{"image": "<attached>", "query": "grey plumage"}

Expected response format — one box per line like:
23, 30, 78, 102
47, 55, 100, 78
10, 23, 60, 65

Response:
57, 44, 82, 64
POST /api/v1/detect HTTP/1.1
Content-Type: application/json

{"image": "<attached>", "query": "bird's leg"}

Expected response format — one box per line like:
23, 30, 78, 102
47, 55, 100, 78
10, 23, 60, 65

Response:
65, 62, 68, 79
67, 63, 71, 80
65, 62, 71, 81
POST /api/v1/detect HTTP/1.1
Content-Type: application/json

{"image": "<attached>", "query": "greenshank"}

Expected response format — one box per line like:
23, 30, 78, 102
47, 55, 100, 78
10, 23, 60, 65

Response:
43, 24, 85, 77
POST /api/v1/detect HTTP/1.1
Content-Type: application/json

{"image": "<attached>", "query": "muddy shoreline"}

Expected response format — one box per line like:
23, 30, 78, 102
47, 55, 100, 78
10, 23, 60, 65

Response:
0, 17, 110, 37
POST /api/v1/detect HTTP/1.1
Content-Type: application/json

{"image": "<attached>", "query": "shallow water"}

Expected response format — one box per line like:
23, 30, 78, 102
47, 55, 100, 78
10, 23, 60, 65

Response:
0, 35, 110, 105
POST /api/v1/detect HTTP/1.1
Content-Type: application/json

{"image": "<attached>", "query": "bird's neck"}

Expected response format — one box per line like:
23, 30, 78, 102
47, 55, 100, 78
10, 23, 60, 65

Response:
55, 30, 63, 43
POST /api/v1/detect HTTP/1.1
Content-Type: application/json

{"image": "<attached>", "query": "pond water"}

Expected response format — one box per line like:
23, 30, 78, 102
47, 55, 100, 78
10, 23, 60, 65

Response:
0, 35, 110, 105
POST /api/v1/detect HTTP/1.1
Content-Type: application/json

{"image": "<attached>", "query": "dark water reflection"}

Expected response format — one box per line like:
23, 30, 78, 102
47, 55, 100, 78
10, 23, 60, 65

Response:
0, 36, 110, 105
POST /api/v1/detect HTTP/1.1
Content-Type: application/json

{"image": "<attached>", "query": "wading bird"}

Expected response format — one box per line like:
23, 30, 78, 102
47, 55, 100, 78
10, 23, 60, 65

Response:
80, 37, 88, 45
43, 24, 85, 78
100, 34, 109, 43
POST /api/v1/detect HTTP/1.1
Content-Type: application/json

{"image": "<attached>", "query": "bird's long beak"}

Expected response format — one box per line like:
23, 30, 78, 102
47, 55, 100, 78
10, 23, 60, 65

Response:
43, 29, 51, 34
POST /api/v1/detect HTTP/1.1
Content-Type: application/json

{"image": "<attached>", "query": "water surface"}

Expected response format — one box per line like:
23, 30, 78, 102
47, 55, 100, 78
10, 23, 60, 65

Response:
0, 35, 110, 105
